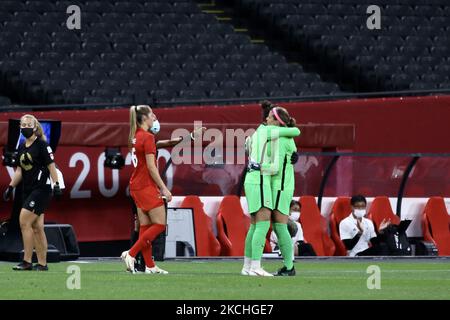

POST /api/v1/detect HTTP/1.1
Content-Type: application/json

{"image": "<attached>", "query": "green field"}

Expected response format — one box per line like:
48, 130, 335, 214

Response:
0, 259, 449, 300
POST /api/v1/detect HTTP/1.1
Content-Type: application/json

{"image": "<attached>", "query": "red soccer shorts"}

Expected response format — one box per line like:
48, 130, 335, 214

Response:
130, 185, 164, 212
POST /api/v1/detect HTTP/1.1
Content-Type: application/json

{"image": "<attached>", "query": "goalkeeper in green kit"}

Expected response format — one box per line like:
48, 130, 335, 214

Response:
242, 102, 300, 276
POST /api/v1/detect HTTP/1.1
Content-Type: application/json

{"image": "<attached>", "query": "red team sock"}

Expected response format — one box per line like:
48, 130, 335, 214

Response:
129, 224, 166, 268
139, 225, 154, 268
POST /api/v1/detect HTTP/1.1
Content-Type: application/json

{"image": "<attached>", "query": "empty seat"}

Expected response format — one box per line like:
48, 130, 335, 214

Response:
422, 197, 450, 256
299, 196, 335, 256
216, 196, 250, 256
329, 197, 352, 256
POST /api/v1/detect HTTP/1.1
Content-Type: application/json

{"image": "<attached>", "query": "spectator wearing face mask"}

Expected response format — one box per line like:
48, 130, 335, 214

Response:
339, 195, 389, 257
270, 200, 316, 258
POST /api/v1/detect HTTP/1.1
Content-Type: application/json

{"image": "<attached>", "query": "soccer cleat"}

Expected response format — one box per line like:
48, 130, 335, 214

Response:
248, 267, 274, 277
275, 266, 296, 276
121, 251, 136, 274
241, 267, 251, 276
32, 264, 49, 271
145, 265, 168, 274
12, 260, 33, 271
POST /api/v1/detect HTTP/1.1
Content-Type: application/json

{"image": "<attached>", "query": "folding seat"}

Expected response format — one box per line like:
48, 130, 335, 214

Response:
79, 70, 103, 80
199, 71, 227, 83
112, 42, 143, 54
223, 34, 251, 45
82, 41, 111, 55
170, 71, 199, 82
114, 1, 143, 13
397, 46, 427, 57
162, 53, 191, 65
158, 79, 187, 92
179, 196, 221, 256
28, 59, 57, 71
112, 96, 132, 104
143, 2, 173, 14
208, 89, 238, 99
268, 90, 297, 97
148, 23, 176, 35
299, 196, 335, 256
220, 80, 248, 91
329, 197, 352, 256
257, 53, 286, 66
2, 1, 25, 12
298, 4, 325, 15
177, 90, 207, 100
215, 195, 250, 256
70, 79, 98, 91
238, 89, 266, 98
180, 62, 210, 74
151, 89, 174, 101
260, 72, 286, 83
229, 71, 257, 83
195, 33, 223, 45
422, 197, 450, 256
130, 12, 159, 22
40, 79, 70, 91
189, 13, 216, 24
176, 23, 205, 36
81, 32, 109, 44
429, 46, 450, 57
367, 196, 400, 233
49, 70, 77, 81
99, 79, 125, 92
176, 44, 202, 56
188, 80, 217, 91
160, 13, 190, 24
83, 96, 112, 104
243, 62, 270, 75
62, 89, 85, 102
248, 80, 276, 92
100, 53, 125, 65
84, 1, 114, 13
68, 52, 95, 65
3, 21, 30, 34
166, 33, 195, 45
119, 22, 149, 34
327, 4, 354, 16
409, 82, 432, 90
12, 12, 40, 24
204, 24, 235, 36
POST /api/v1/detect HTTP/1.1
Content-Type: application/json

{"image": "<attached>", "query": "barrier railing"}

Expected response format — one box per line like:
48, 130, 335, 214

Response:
1, 88, 450, 111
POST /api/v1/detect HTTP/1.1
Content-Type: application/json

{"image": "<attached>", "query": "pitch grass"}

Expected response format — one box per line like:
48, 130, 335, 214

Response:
0, 260, 449, 300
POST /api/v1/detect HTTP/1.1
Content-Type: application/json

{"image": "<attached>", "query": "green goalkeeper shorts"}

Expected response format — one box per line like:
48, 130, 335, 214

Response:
244, 180, 273, 214
272, 188, 295, 215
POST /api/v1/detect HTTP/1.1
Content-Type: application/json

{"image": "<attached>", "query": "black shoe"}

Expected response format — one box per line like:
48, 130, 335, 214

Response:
32, 264, 49, 271
275, 266, 296, 276
12, 261, 33, 271
134, 254, 145, 273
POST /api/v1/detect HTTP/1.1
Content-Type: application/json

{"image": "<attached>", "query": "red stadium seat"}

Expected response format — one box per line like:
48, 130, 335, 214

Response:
329, 197, 352, 256
216, 195, 250, 256
422, 197, 450, 256
367, 196, 400, 232
180, 196, 221, 256
299, 196, 335, 256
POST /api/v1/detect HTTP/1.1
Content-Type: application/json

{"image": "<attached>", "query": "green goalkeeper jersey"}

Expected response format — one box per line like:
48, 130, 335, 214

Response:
270, 136, 298, 191
244, 124, 300, 185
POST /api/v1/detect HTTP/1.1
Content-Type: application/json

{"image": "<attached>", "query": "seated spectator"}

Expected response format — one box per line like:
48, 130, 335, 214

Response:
270, 200, 316, 258
339, 195, 389, 256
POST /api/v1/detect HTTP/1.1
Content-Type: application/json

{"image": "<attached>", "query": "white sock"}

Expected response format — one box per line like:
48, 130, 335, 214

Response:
250, 260, 261, 270
243, 257, 251, 269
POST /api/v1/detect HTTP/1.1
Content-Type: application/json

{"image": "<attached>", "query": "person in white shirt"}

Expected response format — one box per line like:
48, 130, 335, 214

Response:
339, 195, 389, 256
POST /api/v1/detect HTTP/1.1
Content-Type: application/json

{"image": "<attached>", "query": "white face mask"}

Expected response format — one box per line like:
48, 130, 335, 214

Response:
290, 211, 300, 221
150, 120, 160, 134
354, 209, 366, 219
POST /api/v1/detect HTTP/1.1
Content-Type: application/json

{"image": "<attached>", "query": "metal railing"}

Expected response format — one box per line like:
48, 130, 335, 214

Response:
1, 88, 449, 112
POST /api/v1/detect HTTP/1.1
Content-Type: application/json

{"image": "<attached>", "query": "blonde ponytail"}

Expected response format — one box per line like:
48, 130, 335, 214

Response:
129, 106, 137, 149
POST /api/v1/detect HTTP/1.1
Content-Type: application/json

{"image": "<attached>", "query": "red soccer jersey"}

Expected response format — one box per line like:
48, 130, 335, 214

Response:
129, 128, 158, 191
